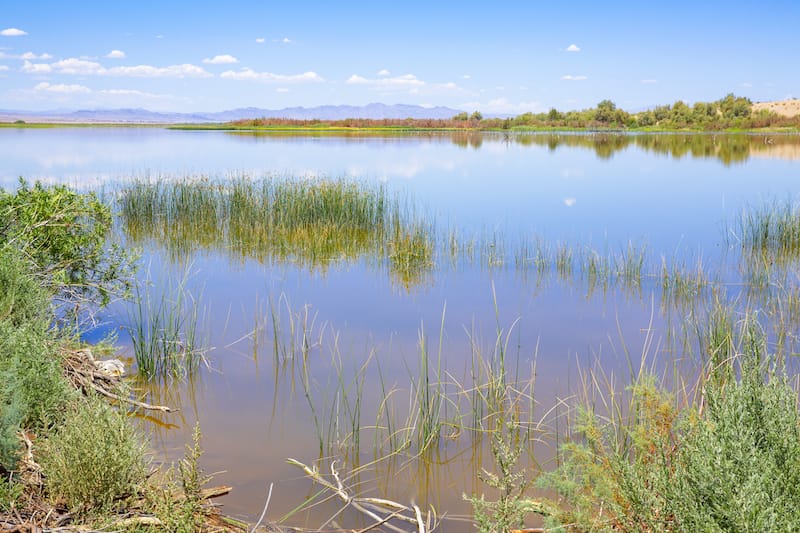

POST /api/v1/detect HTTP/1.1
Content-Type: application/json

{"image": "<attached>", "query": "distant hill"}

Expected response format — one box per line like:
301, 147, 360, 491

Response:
752, 98, 800, 118
0, 103, 463, 124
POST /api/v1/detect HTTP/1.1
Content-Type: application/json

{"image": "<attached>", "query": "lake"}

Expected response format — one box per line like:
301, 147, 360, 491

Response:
3, 127, 800, 529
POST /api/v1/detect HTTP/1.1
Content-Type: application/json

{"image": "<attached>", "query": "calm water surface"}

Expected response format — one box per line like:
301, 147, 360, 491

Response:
4, 128, 800, 529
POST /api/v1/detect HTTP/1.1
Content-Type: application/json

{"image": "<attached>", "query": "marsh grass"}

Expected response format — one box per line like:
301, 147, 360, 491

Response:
126, 264, 206, 379
660, 256, 710, 308
738, 200, 800, 262
120, 176, 440, 297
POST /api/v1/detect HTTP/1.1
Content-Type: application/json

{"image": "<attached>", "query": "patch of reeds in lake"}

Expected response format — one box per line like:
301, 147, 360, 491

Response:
119, 177, 435, 289
737, 200, 800, 266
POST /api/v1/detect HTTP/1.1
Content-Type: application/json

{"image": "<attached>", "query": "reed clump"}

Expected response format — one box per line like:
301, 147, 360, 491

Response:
126, 265, 205, 379
739, 201, 800, 262
120, 176, 435, 288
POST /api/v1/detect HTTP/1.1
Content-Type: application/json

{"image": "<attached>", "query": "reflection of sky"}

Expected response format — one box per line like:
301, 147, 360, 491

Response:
3, 128, 799, 255
21, 128, 798, 524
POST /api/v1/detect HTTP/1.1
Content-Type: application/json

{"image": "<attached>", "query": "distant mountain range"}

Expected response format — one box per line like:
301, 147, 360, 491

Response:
0, 103, 464, 124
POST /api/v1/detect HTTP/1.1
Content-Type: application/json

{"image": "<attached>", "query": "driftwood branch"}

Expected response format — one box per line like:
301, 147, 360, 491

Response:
61, 348, 173, 413
288, 458, 438, 533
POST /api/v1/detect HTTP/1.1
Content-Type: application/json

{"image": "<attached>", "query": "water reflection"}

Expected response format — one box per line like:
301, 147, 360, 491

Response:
5, 127, 800, 530
225, 130, 800, 165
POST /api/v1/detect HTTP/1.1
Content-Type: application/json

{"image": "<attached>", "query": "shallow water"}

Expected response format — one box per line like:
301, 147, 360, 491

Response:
4, 128, 800, 529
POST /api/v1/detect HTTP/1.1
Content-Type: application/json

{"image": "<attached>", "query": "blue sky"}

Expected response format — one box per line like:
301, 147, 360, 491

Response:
1, 1, 797, 114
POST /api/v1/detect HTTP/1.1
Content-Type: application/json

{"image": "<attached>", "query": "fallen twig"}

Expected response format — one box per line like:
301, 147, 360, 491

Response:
288, 458, 439, 533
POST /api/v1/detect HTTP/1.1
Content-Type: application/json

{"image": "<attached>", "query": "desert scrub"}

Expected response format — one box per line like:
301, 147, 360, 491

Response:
0, 321, 72, 467
539, 319, 800, 532
0, 244, 50, 326
0, 247, 72, 468
146, 423, 212, 532
40, 394, 147, 514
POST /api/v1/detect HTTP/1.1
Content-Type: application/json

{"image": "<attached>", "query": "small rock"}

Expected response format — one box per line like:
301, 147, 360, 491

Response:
95, 359, 125, 377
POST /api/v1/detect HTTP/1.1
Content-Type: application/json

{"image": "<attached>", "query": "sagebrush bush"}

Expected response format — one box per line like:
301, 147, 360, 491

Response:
0, 320, 72, 468
540, 327, 800, 532
0, 245, 49, 326
40, 395, 147, 513
671, 360, 800, 530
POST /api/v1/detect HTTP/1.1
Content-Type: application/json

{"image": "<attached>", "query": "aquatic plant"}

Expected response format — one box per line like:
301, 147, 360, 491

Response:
126, 264, 205, 379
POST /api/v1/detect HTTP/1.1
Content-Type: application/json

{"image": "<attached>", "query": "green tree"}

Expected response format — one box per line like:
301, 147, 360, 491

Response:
594, 99, 618, 123
547, 108, 563, 121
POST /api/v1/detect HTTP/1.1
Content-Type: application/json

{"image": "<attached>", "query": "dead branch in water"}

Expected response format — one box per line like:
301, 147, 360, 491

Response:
61, 348, 172, 413
288, 458, 439, 533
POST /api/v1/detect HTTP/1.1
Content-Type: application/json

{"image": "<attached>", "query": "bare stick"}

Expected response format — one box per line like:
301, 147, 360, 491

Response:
250, 482, 273, 533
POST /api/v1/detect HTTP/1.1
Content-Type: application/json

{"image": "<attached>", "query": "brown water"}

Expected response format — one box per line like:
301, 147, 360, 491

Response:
5, 129, 800, 530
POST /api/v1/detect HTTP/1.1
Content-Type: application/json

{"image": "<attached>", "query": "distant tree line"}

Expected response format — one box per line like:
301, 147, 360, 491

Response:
493, 94, 800, 130
228, 94, 799, 131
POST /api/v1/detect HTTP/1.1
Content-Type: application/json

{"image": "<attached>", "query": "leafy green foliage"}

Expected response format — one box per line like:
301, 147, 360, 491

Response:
0, 179, 134, 311
0, 250, 72, 468
40, 395, 147, 514
0, 244, 49, 326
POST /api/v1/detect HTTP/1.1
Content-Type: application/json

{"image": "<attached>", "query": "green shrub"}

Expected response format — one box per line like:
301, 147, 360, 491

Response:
0, 179, 134, 310
147, 423, 210, 532
0, 320, 72, 468
0, 473, 22, 511
40, 395, 147, 513
670, 359, 800, 530
540, 324, 800, 532
0, 245, 49, 326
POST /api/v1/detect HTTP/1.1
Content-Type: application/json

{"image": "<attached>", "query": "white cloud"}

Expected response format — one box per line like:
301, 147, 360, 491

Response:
52, 58, 104, 75
34, 82, 91, 94
255, 37, 265, 43
563, 197, 577, 207
21, 51, 53, 60
561, 75, 588, 81
1, 28, 27, 37
436, 81, 459, 90
740, 82, 753, 88
106, 50, 125, 59
105, 63, 212, 78
27, 57, 213, 78
21, 60, 52, 73
462, 74, 471, 79
0, 65, 8, 71
641, 79, 658, 84
377, 69, 391, 76
203, 54, 238, 65
221, 68, 323, 83
276, 87, 289, 93
282, 37, 291, 44
98, 88, 167, 99
30, 82, 171, 101
566, 44, 581, 52
346, 73, 425, 88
